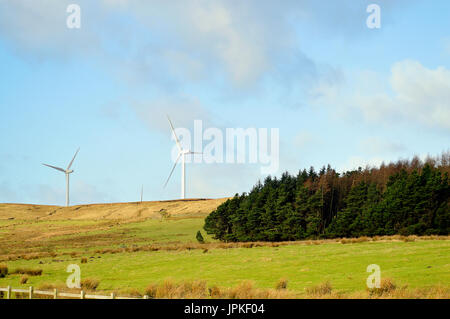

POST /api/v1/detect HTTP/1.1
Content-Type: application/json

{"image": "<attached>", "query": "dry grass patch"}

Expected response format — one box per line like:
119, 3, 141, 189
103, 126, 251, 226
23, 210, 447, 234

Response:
20, 275, 29, 284
276, 278, 288, 290
80, 278, 100, 291
305, 281, 333, 296
367, 278, 397, 296
223, 281, 293, 299
145, 279, 207, 299
143, 280, 294, 299
11, 267, 42, 276
117, 288, 143, 298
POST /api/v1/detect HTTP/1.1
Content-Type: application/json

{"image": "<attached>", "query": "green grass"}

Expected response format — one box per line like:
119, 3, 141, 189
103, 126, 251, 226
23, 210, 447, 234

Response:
48, 217, 214, 245
1, 240, 448, 295
0, 217, 214, 258
0, 213, 448, 297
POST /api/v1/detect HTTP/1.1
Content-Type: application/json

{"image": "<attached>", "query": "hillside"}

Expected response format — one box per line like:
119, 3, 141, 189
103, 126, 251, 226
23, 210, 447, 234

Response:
0, 198, 228, 221
0, 197, 448, 299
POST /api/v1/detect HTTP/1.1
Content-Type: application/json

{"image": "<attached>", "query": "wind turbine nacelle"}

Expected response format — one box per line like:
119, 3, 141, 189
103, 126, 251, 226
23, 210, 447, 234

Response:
67, 170, 74, 174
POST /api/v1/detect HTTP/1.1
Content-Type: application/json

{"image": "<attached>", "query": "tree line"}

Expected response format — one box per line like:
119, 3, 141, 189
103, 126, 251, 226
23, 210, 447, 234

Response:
204, 152, 450, 241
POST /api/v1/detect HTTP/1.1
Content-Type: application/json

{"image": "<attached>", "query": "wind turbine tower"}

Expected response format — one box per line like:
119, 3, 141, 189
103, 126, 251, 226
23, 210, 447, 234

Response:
43, 148, 80, 207
164, 116, 201, 199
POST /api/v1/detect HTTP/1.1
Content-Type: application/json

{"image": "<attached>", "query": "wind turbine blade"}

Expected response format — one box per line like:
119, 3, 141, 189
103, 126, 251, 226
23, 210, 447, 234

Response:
163, 153, 181, 188
167, 116, 182, 151
188, 152, 203, 154
42, 163, 66, 173
67, 147, 80, 170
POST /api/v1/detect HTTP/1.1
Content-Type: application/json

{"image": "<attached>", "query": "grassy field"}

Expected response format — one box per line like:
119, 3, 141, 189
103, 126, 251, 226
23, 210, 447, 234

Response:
0, 199, 449, 298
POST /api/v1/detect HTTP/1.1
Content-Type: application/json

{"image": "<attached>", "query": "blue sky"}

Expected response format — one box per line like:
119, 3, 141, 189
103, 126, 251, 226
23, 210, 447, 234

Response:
0, 0, 449, 205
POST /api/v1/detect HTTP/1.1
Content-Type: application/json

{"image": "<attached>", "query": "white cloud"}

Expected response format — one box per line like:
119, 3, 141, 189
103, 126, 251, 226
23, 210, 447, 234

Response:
359, 137, 406, 155
1, 0, 408, 89
310, 60, 450, 131
0, 0, 100, 60
187, 163, 260, 198
130, 95, 215, 134
294, 131, 316, 149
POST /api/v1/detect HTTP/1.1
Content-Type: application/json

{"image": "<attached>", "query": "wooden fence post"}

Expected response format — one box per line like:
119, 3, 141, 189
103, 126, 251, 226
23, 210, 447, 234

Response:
0, 286, 153, 300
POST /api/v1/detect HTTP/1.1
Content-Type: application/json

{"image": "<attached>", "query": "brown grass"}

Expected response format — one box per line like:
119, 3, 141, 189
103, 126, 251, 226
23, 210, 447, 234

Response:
37, 283, 57, 290
80, 278, 100, 291
367, 278, 397, 296
222, 281, 293, 299
276, 278, 288, 290
20, 275, 29, 284
145, 279, 208, 299
118, 288, 143, 298
305, 281, 333, 296
1, 277, 447, 299
11, 267, 42, 276
0, 198, 228, 221
143, 279, 297, 299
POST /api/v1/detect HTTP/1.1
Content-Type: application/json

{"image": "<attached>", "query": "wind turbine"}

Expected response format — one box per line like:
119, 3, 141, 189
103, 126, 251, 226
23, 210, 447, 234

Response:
164, 116, 201, 199
42, 148, 80, 207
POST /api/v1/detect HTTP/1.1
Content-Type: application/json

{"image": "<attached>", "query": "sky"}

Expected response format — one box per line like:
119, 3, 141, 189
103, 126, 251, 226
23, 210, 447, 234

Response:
0, 0, 449, 205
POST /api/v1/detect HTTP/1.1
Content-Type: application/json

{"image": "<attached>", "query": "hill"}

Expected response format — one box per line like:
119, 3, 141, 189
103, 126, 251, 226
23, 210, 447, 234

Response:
0, 198, 228, 221
0, 196, 448, 298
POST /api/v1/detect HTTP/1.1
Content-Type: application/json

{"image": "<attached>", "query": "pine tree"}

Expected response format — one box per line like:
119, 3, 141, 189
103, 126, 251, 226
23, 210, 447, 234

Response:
203, 154, 450, 242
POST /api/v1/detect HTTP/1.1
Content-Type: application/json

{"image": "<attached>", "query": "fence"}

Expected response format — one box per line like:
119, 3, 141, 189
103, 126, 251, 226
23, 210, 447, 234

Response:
0, 286, 149, 299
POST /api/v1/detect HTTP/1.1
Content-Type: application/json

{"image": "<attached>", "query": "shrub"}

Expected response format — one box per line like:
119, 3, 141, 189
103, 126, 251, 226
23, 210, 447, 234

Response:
0, 264, 8, 278
80, 278, 100, 291
208, 286, 221, 298
276, 278, 288, 290
196, 231, 205, 243
20, 275, 29, 284
145, 283, 158, 299
37, 283, 56, 290
143, 280, 294, 299
145, 279, 208, 299
368, 278, 397, 296
155, 280, 177, 298
305, 281, 332, 296
12, 268, 42, 276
